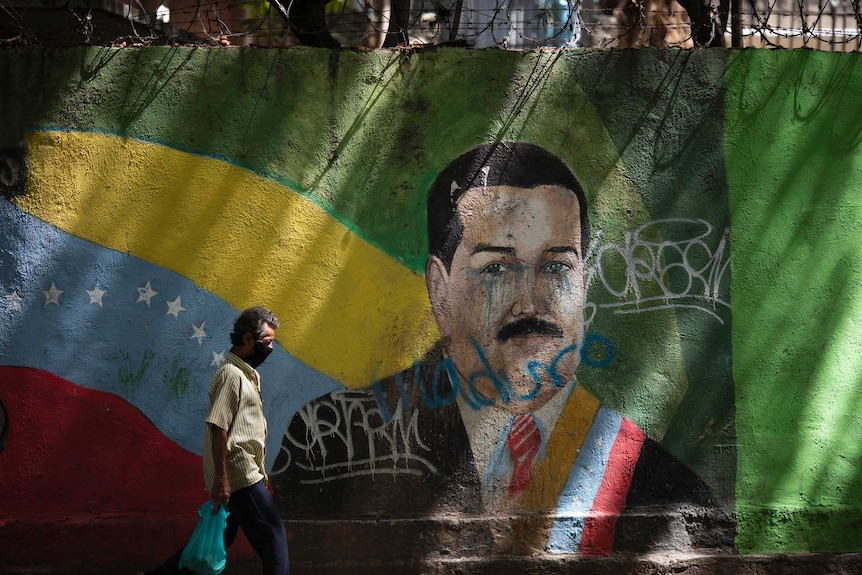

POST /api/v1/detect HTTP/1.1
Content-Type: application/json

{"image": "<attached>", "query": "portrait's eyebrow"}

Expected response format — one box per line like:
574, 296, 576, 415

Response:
547, 245, 581, 258
472, 243, 515, 256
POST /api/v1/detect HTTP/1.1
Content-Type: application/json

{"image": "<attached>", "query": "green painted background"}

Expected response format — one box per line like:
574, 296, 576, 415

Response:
725, 50, 862, 554
3, 46, 862, 556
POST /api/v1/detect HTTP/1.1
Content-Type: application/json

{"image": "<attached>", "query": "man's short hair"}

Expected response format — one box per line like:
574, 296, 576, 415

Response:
427, 142, 590, 270
230, 306, 280, 346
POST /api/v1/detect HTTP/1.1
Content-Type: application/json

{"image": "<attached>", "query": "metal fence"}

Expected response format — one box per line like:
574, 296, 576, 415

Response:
1, 0, 861, 49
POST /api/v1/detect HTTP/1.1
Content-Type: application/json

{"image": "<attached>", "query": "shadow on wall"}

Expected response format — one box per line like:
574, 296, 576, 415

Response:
0, 147, 26, 200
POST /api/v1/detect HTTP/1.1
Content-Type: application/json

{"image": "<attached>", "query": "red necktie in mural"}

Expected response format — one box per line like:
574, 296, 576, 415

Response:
506, 413, 542, 497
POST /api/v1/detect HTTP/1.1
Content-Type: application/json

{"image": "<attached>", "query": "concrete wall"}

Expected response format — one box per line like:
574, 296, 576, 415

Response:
0, 47, 859, 573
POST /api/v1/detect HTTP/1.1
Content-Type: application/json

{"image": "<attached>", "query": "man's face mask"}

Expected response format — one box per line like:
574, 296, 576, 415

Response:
247, 339, 273, 368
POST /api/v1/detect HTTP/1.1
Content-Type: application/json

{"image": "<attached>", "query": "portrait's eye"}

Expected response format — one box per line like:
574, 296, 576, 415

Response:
542, 261, 573, 275
480, 262, 508, 276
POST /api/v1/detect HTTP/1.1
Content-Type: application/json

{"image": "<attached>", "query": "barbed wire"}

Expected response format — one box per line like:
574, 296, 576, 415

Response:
1, 0, 861, 49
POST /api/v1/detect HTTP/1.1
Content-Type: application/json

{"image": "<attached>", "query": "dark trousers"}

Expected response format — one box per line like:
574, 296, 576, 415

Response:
158, 481, 289, 575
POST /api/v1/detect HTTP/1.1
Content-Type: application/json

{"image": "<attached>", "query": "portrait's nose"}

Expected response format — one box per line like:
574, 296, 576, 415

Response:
510, 271, 543, 317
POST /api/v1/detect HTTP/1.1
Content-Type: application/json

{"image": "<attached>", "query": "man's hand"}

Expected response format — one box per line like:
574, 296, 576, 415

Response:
211, 473, 231, 511
209, 423, 230, 511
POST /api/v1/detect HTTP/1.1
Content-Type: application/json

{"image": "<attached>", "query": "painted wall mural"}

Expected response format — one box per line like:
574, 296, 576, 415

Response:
1, 46, 860, 570
273, 141, 731, 555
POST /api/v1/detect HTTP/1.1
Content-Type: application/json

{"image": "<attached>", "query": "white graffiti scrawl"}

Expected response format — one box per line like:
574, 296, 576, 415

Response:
585, 218, 730, 324
274, 389, 438, 482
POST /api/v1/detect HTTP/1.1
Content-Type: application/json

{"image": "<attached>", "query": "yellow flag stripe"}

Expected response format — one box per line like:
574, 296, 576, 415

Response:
20, 130, 439, 386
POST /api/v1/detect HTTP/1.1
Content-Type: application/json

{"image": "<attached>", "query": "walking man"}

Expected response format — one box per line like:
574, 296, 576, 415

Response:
146, 306, 289, 575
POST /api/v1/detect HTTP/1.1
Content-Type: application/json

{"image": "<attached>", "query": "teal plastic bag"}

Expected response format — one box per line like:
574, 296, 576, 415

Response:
179, 501, 229, 575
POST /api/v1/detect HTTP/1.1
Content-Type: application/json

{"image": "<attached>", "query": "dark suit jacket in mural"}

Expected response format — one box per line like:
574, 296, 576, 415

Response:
272, 343, 732, 555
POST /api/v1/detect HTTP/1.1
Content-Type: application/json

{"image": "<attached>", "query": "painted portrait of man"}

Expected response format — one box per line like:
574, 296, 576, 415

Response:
272, 142, 731, 555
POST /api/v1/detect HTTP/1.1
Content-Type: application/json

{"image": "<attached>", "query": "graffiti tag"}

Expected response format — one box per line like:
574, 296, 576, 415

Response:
274, 389, 437, 482
116, 348, 156, 401
586, 218, 730, 323
164, 354, 193, 410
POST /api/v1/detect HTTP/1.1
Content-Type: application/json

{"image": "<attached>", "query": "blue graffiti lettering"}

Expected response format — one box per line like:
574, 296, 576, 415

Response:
420, 356, 460, 408
579, 334, 614, 368
393, 335, 615, 411
466, 335, 513, 406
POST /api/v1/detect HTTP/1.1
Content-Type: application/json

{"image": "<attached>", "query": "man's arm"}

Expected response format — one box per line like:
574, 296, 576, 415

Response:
209, 423, 230, 510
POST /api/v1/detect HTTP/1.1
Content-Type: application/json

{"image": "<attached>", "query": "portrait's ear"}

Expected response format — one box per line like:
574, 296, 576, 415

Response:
426, 255, 450, 333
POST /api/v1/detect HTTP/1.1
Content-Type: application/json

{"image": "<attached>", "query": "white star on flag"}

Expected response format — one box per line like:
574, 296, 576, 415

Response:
190, 321, 208, 345
211, 351, 226, 366
136, 281, 158, 307
87, 282, 107, 307
166, 296, 186, 318
43, 282, 63, 306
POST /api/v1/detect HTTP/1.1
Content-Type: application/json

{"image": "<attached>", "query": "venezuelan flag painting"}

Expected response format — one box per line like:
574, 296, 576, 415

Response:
0, 127, 439, 531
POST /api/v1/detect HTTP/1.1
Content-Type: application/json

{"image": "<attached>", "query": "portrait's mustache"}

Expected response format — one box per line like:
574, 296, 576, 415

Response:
497, 318, 564, 342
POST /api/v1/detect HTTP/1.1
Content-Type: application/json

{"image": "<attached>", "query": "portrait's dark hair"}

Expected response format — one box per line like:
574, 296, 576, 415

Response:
427, 142, 590, 271
230, 306, 280, 346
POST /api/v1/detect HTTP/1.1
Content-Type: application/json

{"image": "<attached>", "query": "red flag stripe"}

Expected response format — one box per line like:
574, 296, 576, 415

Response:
579, 418, 646, 556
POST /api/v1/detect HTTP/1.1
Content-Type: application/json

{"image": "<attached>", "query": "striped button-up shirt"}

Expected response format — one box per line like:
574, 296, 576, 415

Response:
203, 352, 267, 492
